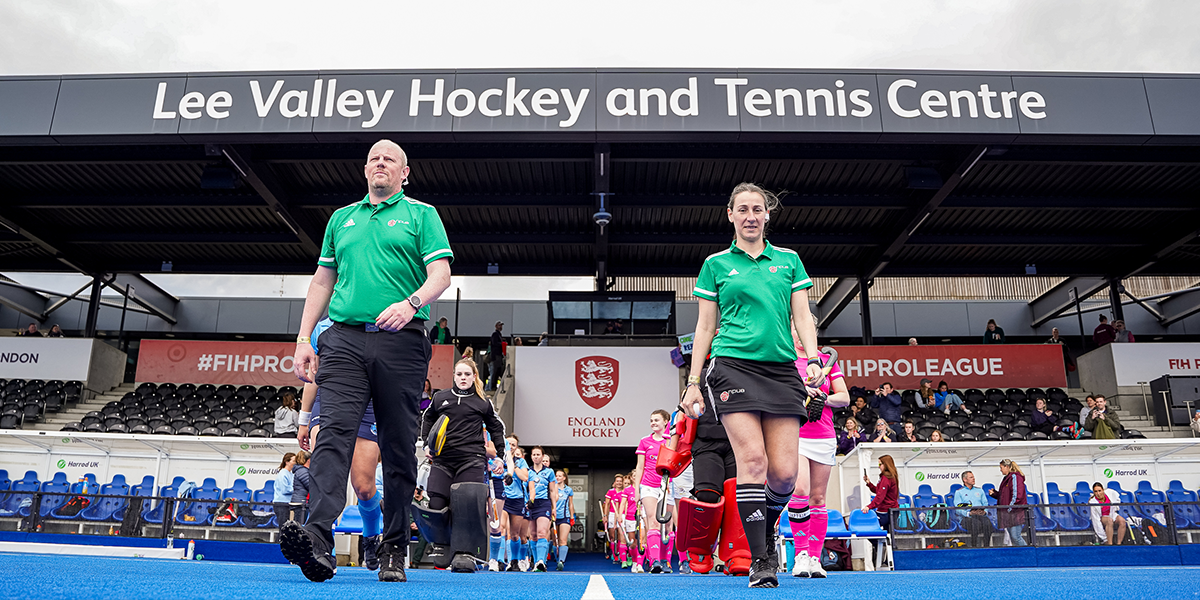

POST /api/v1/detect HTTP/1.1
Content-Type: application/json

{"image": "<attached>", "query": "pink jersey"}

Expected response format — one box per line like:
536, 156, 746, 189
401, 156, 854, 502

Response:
623, 486, 637, 519
636, 434, 668, 489
605, 488, 621, 513
797, 351, 844, 440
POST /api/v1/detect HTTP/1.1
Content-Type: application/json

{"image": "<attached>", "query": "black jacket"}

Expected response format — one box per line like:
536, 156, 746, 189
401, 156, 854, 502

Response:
421, 388, 506, 460
292, 465, 312, 503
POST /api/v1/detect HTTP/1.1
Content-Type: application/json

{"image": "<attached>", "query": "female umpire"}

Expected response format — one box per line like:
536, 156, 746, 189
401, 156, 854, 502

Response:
681, 182, 824, 589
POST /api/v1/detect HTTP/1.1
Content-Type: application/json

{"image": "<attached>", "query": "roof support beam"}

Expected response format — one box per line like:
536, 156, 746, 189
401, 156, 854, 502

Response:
1029, 277, 1108, 328
1158, 287, 1200, 327
595, 144, 611, 291
864, 145, 988, 281
100, 274, 179, 326
815, 276, 860, 332
220, 146, 321, 257
0, 280, 48, 321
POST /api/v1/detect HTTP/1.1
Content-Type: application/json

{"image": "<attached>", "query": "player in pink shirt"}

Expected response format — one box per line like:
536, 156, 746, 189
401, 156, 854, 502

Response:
788, 327, 848, 579
622, 475, 640, 570
633, 409, 675, 573
603, 474, 629, 566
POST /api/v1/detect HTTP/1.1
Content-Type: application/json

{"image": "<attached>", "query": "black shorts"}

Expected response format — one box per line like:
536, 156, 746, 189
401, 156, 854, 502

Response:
530, 498, 553, 521
504, 496, 527, 517
556, 517, 571, 528
703, 356, 808, 420
691, 436, 737, 497
491, 477, 505, 499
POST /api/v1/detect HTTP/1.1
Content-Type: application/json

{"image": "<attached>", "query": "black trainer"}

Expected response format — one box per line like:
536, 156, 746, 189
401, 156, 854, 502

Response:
748, 557, 779, 588
362, 534, 381, 571
506, 559, 520, 572
377, 542, 407, 582
279, 520, 336, 582
450, 553, 477, 573
649, 559, 663, 574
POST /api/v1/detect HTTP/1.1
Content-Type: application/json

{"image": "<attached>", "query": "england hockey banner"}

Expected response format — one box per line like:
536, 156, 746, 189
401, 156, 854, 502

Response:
834, 344, 1067, 390
512, 347, 679, 446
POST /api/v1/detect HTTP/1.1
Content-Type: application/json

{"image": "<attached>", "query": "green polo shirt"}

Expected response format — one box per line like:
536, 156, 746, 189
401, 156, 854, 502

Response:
692, 240, 812, 363
318, 191, 453, 325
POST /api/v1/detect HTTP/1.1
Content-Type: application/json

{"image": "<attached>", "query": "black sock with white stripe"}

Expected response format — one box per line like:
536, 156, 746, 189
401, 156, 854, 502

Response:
736, 483, 767, 557
764, 485, 794, 551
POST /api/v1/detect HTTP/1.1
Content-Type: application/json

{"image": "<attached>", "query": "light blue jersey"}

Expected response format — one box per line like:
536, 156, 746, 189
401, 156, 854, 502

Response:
503, 457, 529, 500
528, 466, 554, 500
555, 485, 574, 519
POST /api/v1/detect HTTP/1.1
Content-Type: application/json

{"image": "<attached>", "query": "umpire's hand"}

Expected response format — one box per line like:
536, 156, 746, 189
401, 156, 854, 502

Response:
376, 301, 416, 332
294, 343, 319, 383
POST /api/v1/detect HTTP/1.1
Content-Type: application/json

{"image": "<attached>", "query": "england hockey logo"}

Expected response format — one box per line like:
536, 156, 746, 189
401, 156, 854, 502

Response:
575, 356, 619, 410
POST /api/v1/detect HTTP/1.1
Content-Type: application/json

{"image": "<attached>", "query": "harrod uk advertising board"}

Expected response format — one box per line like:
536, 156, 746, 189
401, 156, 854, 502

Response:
3, 69, 1200, 141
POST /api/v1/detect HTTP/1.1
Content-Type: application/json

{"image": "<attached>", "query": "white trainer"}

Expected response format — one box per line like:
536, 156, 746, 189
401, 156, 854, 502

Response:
519, 558, 530, 572
487, 559, 499, 572
791, 550, 810, 577
809, 555, 828, 578
631, 562, 644, 573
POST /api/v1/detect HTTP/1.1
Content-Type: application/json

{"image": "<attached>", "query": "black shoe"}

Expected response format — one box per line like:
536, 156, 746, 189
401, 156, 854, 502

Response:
450, 553, 477, 573
377, 542, 407, 582
748, 557, 778, 588
534, 560, 547, 572
279, 520, 336, 582
362, 534, 381, 571
649, 560, 663, 574
506, 559, 520, 572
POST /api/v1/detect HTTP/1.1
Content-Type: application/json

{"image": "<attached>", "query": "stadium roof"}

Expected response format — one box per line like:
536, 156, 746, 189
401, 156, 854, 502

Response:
1, 69, 1198, 329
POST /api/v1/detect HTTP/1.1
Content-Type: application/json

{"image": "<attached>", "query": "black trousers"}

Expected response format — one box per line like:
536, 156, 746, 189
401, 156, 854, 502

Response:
962, 513, 993, 547
691, 436, 736, 504
306, 322, 430, 552
426, 455, 487, 511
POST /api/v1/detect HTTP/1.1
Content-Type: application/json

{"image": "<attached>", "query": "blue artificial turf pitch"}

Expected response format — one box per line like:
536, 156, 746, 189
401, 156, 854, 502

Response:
2, 553, 1199, 600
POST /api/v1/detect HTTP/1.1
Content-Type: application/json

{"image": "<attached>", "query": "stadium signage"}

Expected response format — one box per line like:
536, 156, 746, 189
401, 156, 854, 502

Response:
0, 339, 94, 381
13, 69, 1198, 138
835, 344, 1066, 389
514, 347, 677, 447
1106, 342, 1200, 386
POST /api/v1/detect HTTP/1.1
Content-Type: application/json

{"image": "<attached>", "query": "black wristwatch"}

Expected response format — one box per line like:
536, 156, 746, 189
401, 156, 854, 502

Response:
407, 294, 422, 310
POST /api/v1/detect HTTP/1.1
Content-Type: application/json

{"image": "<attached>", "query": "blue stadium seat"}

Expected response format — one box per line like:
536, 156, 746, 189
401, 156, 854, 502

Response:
175, 478, 222, 525
1166, 480, 1198, 529
912, 486, 957, 533
1025, 492, 1058, 531
0, 471, 41, 516
142, 477, 185, 524
22, 473, 70, 517
947, 483, 963, 503
116, 476, 156, 522
825, 509, 851, 538
334, 505, 363, 534
1135, 481, 1167, 521
1106, 482, 1141, 519
848, 509, 889, 537
80, 474, 129, 522
1047, 489, 1091, 532
254, 480, 275, 503
223, 479, 252, 502
0, 469, 11, 504
777, 506, 791, 540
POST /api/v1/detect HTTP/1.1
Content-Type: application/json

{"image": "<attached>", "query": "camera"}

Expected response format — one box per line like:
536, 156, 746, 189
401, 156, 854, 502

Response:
593, 209, 612, 227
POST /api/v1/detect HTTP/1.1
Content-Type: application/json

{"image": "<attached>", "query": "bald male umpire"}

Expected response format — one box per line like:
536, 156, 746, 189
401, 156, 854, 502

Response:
282, 139, 453, 583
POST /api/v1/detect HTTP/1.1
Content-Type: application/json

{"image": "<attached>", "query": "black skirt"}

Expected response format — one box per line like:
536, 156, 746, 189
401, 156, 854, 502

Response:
702, 356, 808, 420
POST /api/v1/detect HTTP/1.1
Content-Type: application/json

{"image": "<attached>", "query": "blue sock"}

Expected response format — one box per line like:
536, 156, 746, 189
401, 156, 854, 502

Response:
489, 535, 503, 562
558, 545, 568, 563
508, 539, 519, 562
359, 491, 382, 538
521, 541, 530, 561
534, 539, 548, 563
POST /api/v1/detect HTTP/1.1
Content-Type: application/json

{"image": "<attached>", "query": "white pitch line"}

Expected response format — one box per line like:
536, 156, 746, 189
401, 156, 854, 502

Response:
581, 574, 614, 600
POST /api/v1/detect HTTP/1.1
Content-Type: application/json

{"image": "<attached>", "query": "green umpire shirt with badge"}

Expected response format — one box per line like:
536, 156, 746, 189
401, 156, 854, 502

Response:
318, 191, 454, 325
692, 240, 813, 363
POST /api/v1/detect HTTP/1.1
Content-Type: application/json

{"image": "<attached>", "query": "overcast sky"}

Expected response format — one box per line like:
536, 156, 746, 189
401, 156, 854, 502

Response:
2, 1, 1198, 75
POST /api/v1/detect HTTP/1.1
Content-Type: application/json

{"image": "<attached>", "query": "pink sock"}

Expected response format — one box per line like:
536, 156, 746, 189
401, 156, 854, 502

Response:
647, 530, 661, 563
619, 543, 627, 562
666, 531, 676, 562
632, 542, 641, 565
788, 495, 810, 555
808, 505, 829, 558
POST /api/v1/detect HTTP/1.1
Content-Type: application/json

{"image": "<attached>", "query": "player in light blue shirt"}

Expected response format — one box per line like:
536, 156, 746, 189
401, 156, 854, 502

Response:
553, 469, 575, 570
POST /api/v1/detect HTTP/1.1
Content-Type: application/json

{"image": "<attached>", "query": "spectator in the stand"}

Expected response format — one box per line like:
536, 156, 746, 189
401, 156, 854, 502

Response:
274, 393, 299, 438
429, 317, 451, 345
953, 471, 992, 548
1029, 398, 1060, 436
274, 452, 297, 523
603, 321, 617, 334
1089, 482, 1127, 545
870, 382, 902, 424
908, 338, 918, 346
934, 381, 971, 415
862, 455, 899, 531
293, 450, 312, 524
614, 319, 624, 334
48, 325, 65, 338
917, 379, 936, 409
1112, 320, 1135, 343
871, 418, 895, 443
988, 459, 1028, 546
928, 430, 946, 443
851, 396, 877, 427
837, 417, 867, 455
1046, 327, 1075, 372
1084, 395, 1122, 439
20, 323, 43, 337
486, 321, 505, 392
512, 337, 524, 346
1079, 395, 1096, 426
899, 420, 922, 443
1192, 410, 1200, 437
420, 379, 433, 412
1093, 315, 1116, 347
982, 319, 1005, 344
538, 332, 549, 347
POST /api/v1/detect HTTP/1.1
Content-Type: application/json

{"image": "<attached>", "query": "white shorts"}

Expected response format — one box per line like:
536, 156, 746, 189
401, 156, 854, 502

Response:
671, 467, 694, 502
638, 484, 676, 506
622, 518, 638, 533
797, 436, 837, 466
607, 512, 617, 528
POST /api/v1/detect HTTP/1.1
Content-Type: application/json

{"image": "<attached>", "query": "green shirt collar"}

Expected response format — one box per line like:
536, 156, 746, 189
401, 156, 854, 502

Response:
358, 190, 406, 207
728, 239, 775, 260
